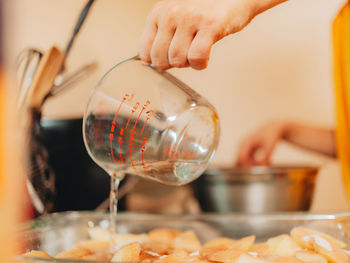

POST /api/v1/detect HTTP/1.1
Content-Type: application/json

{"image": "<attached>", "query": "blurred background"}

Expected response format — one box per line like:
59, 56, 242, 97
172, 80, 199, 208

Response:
3, 0, 349, 212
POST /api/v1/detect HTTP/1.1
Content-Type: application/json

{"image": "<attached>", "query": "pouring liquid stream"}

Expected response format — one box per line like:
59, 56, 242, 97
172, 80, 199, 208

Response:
108, 172, 123, 245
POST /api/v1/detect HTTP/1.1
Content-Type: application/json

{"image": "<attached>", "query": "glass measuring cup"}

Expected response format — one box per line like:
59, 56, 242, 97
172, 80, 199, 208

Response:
83, 56, 220, 186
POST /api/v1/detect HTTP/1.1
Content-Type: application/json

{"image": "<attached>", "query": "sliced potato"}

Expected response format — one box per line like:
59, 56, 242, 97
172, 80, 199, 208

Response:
148, 228, 180, 245
235, 253, 270, 263
290, 227, 346, 250
81, 252, 112, 261
231, 236, 256, 251
173, 230, 201, 252
295, 251, 328, 263
111, 242, 141, 262
207, 248, 244, 263
189, 260, 209, 263
249, 243, 270, 256
312, 241, 350, 263
75, 240, 110, 253
139, 250, 160, 261
55, 247, 92, 259
266, 234, 302, 257
154, 249, 189, 263
203, 237, 236, 249
141, 241, 171, 255
201, 237, 236, 259
22, 250, 52, 258
88, 227, 110, 241
262, 255, 305, 263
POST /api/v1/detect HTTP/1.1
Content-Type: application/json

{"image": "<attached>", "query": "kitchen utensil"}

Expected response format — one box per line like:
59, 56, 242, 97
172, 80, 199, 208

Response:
23, 46, 65, 214
83, 56, 220, 186
17, 211, 350, 261
27, 46, 64, 109
16, 53, 96, 109
61, 0, 95, 70
16, 48, 43, 110
50, 61, 97, 97
16, 57, 96, 214
192, 166, 319, 213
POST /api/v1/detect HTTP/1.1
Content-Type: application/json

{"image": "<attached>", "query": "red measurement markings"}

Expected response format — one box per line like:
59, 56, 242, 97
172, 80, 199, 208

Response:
110, 133, 119, 164
140, 109, 154, 135
124, 102, 140, 130
141, 137, 147, 169
128, 101, 150, 170
109, 94, 130, 165
125, 102, 140, 169
132, 101, 149, 131
118, 131, 124, 164
129, 101, 150, 170
127, 93, 135, 101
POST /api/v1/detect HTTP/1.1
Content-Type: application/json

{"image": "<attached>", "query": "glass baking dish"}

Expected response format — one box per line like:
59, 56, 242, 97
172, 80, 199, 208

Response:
17, 211, 350, 262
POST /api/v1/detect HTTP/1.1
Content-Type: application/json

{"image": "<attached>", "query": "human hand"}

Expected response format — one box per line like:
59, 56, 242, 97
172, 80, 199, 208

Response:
139, 0, 257, 70
236, 121, 288, 167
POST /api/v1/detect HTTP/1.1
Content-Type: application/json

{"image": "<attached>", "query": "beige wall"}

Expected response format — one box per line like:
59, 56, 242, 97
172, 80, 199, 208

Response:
4, 0, 349, 211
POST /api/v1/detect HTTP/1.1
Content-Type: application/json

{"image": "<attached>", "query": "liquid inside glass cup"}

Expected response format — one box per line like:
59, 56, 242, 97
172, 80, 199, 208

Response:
83, 56, 220, 186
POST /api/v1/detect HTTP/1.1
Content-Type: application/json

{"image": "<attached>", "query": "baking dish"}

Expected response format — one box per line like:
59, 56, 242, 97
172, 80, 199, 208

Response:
17, 211, 350, 262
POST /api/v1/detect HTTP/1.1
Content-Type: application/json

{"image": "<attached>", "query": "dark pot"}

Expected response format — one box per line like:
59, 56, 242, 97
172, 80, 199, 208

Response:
40, 118, 125, 212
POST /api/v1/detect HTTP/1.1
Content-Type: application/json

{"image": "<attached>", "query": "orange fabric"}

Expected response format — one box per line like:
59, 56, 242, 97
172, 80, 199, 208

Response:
0, 74, 17, 262
333, 2, 350, 202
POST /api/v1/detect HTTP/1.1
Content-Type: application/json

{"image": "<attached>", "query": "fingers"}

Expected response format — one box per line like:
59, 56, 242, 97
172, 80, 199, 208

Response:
139, 15, 157, 64
142, 28, 214, 70
188, 30, 215, 70
259, 144, 275, 165
237, 140, 259, 167
237, 140, 271, 167
139, 10, 215, 70
168, 27, 195, 68
150, 24, 176, 70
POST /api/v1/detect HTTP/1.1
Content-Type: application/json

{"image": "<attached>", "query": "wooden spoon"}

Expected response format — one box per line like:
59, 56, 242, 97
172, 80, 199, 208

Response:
26, 46, 64, 109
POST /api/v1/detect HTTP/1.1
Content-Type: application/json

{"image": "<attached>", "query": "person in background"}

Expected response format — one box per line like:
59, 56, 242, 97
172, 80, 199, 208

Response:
138, 0, 350, 201
236, 121, 336, 166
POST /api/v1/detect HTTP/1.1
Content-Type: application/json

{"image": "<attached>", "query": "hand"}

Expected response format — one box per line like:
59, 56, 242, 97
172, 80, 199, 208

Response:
139, 0, 256, 70
237, 122, 288, 167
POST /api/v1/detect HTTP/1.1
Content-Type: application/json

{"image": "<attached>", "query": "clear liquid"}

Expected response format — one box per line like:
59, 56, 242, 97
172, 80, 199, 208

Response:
109, 175, 121, 241
84, 91, 214, 186
123, 160, 206, 185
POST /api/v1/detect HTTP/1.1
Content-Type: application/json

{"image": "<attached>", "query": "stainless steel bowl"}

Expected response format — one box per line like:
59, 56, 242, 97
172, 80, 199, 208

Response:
193, 166, 319, 213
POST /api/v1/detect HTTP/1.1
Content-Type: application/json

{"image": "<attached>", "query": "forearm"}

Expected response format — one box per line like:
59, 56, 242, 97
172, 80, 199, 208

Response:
250, 0, 288, 17
282, 122, 336, 157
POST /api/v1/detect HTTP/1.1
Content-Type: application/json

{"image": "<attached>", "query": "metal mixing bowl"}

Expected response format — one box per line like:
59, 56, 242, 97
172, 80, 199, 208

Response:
192, 166, 319, 213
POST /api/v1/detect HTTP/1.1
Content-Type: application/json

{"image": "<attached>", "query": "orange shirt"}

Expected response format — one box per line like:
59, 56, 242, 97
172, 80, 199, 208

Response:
0, 74, 17, 262
333, 2, 350, 202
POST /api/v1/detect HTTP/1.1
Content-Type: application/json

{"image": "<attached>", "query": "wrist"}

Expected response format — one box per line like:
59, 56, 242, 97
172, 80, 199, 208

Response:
248, 0, 287, 18
280, 121, 294, 140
